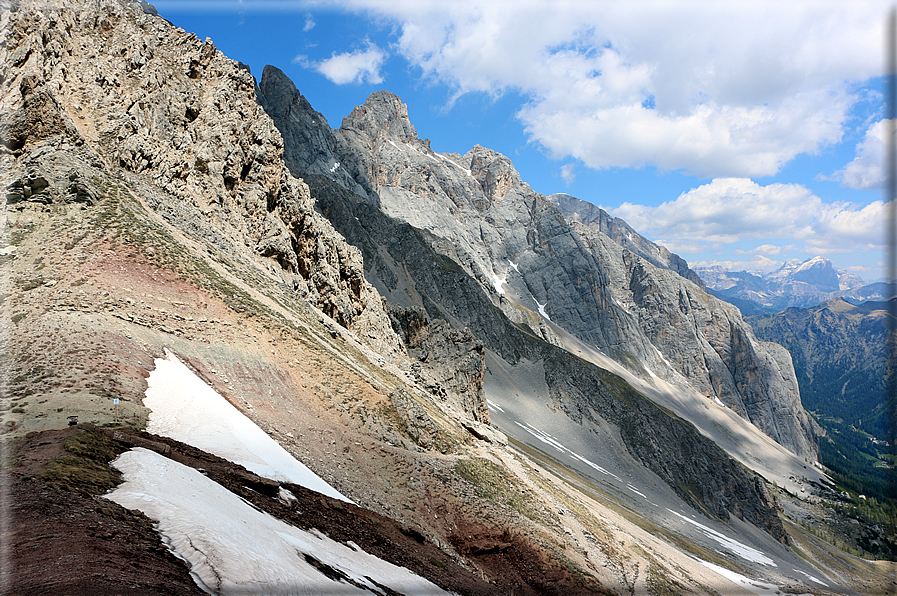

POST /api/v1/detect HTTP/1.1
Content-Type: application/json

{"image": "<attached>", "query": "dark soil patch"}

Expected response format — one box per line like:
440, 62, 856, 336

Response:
4, 424, 614, 595
448, 527, 613, 596
3, 425, 206, 595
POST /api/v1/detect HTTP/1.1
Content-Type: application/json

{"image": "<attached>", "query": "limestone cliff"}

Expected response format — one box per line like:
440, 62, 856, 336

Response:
572, 224, 818, 460
259, 78, 818, 462
549, 192, 706, 289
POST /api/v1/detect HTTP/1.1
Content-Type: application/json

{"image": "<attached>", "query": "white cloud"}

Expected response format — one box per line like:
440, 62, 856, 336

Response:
608, 178, 888, 255
303, 13, 315, 32
831, 119, 893, 190
806, 198, 888, 253
560, 163, 575, 185
845, 263, 876, 275
735, 244, 793, 256
334, 0, 882, 177
691, 256, 783, 274
297, 42, 386, 85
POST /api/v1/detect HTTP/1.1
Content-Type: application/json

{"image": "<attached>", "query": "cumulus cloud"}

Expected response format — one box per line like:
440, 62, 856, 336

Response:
736, 244, 790, 256
295, 43, 386, 85
333, 0, 880, 177
830, 119, 893, 190
607, 178, 888, 255
806, 198, 888, 253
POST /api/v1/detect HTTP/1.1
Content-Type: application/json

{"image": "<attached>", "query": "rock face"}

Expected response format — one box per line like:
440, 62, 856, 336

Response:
259, 79, 818, 463
549, 192, 706, 289
387, 304, 489, 424
257, 65, 372, 200
0, 0, 400, 357
570, 224, 818, 461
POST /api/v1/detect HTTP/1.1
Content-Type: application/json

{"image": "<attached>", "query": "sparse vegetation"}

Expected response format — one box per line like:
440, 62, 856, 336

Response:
40, 428, 125, 495
454, 456, 545, 523
17, 278, 44, 291
8, 224, 35, 246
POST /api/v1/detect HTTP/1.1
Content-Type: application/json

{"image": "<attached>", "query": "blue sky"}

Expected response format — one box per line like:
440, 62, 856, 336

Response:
154, 0, 890, 280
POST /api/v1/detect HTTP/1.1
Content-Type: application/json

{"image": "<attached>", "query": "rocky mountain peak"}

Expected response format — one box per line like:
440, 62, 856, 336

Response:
467, 144, 526, 203
257, 64, 375, 199
258, 65, 302, 118
789, 259, 839, 292
697, 255, 872, 311
340, 90, 418, 142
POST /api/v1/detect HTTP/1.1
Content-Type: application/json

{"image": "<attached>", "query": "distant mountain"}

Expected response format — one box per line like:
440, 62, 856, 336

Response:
747, 298, 892, 440
695, 257, 884, 312
747, 298, 894, 516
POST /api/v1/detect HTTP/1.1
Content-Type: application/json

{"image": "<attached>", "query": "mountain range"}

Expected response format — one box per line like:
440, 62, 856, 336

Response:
2, 1, 889, 594
695, 257, 888, 315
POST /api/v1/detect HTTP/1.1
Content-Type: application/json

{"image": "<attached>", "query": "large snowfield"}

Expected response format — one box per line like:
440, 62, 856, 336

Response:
142, 349, 350, 503
106, 448, 450, 595
105, 350, 448, 595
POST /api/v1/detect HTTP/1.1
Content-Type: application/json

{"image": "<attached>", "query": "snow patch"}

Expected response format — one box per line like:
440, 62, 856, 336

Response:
487, 399, 505, 413
508, 260, 519, 272
143, 350, 351, 503
793, 568, 828, 587
535, 300, 550, 321
612, 297, 631, 315
329, 161, 340, 173
439, 154, 471, 176
626, 484, 646, 498
491, 272, 507, 295
651, 345, 674, 370
106, 449, 450, 595
669, 510, 775, 566
695, 559, 778, 596
714, 397, 726, 407
514, 421, 622, 482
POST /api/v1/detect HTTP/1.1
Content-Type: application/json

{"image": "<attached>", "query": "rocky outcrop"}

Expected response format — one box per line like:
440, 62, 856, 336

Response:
0, 0, 401, 356
549, 192, 706, 289
388, 387, 440, 448
387, 304, 488, 423
573, 225, 818, 461
257, 65, 373, 200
